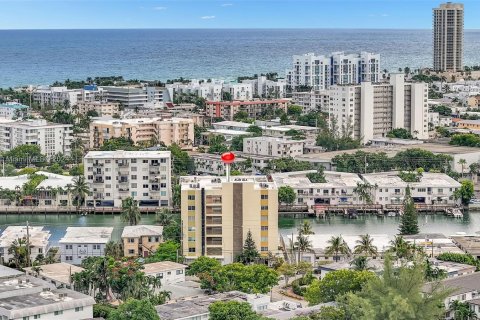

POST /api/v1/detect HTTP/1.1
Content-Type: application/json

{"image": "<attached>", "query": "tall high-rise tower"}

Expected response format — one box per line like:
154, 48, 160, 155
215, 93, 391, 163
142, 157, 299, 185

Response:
433, 2, 464, 72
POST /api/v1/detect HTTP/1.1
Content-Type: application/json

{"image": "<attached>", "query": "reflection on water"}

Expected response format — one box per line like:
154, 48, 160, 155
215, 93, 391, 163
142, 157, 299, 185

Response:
0, 211, 477, 245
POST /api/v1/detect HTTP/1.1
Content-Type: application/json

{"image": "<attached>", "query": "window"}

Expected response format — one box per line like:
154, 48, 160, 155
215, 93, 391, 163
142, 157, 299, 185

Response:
34, 316, 41, 319
106, 176, 111, 180
188, 237, 195, 241
261, 226, 268, 231
93, 244, 100, 250
143, 176, 148, 180
131, 175, 137, 180
261, 216, 268, 221
158, 273, 164, 278
167, 271, 171, 275
66, 244, 72, 249
75, 307, 84, 312
188, 216, 195, 221
131, 159, 137, 163
155, 237, 160, 242
128, 249, 135, 254
261, 195, 268, 199
143, 184, 148, 188
66, 256, 72, 261
143, 160, 148, 163
23, 317, 30, 320
188, 195, 195, 200
188, 248, 196, 253
261, 206, 268, 210
128, 238, 135, 243
188, 205, 195, 210
176, 269, 184, 275
143, 193, 148, 196
418, 188, 426, 192
54, 311, 63, 316
261, 247, 268, 251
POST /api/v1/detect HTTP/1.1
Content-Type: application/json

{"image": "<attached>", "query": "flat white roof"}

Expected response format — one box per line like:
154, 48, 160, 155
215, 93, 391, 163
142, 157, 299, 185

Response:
121, 225, 163, 238
271, 170, 362, 189
363, 172, 461, 188
213, 121, 252, 128
0, 226, 50, 248
142, 261, 187, 275
206, 129, 252, 136
244, 136, 305, 144
59, 227, 113, 244
24, 263, 84, 285
180, 175, 275, 190
84, 150, 171, 159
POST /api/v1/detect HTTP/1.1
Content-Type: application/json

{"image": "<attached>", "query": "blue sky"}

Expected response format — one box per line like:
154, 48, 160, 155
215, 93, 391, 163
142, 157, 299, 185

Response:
0, 0, 478, 30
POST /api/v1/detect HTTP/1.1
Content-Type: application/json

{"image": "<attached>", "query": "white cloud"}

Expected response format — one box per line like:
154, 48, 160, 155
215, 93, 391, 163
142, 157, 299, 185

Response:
221, 3, 233, 7
201, 15, 216, 20
153, 6, 167, 11
381, 13, 389, 17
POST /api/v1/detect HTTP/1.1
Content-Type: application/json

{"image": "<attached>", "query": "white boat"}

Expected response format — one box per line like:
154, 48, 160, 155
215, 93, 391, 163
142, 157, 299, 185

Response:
387, 211, 397, 217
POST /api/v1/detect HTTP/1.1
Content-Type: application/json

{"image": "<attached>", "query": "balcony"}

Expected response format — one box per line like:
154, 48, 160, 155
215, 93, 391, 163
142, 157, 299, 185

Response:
119, 179, 129, 185
93, 163, 104, 167
150, 162, 160, 167
206, 237, 222, 246
93, 178, 104, 184
119, 188, 130, 193
117, 162, 129, 167
206, 216, 222, 225
206, 227, 222, 236
206, 208, 222, 215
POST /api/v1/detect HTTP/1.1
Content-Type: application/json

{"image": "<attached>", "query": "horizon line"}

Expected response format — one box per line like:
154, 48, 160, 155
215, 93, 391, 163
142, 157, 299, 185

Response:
1, 27, 480, 31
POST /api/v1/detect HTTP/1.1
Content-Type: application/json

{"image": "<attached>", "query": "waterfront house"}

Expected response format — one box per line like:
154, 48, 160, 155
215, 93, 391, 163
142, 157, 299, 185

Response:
142, 261, 187, 285
25, 262, 84, 289
59, 227, 113, 265
0, 226, 50, 265
121, 225, 164, 258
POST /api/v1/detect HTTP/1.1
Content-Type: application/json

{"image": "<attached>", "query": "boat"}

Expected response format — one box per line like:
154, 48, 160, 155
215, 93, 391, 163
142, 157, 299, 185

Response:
446, 207, 463, 218
387, 211, 397, 217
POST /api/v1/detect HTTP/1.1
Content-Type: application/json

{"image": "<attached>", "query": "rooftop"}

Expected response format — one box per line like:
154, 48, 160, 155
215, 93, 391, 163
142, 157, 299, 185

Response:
369, 137, 424, 145
424, 272, 480, 296
91, 117, 191, 126
84, 150, 171, 159
0, 288, 95, 319
244, 136, 306, 144
451, 236, 480, 256
212, 121, 252, 129
180, 175, 276, 191
121, 225, 163, 238
0, 276, 54, 298
205, 129, 253, 136
0, 103, 29, 109
59, 227, 113, 244
206, 99, 288, 106
0, 226, 50, 249
142, 261, 187, 275
362, 171, 461, 188
271, 170, 362, 189
284, 234, 392, 253
0, 266, 23, 279
24, 263, 84, 286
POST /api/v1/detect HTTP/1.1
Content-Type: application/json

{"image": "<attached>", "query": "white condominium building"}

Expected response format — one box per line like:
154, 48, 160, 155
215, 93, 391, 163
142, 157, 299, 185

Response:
224, 83, 253, 101
243, 136, 305, 158
0, 103, 29, 119
32, 86, 81, 107
286, 51, 381, 92
328, 74, 428, 142
90, 117, 194, 149
433, 2, 464, 72
291, 91, 330, 113
0, 119, 73, 157
241, 76, 287, 99
362, 172, 461, 206
59, 227, 113, 265
165, 79, 224, 102
100, 86, 164, 108
181, 175, 279, 264
0, 226, 51, 265
84, 150, 172, 208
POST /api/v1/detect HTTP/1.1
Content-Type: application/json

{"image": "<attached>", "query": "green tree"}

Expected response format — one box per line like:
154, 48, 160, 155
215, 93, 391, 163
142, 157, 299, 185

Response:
47, 163, 64, 174
306, 167, 326, 183
399, 186, 419, 235
388, 235, 414, 261
354, 234, 378, 257
277, 262, 296, 286
386, 128, 413, 139
100, 137, 139, 151
338, 256, 452, 320
230, 135, 247, 151
233, 111, 250, 122
354, 182, 376, 214
278, 186, 296, 206
291, 306, 346, 320
109, 299, 159, 320
208, 135, 229, 154
4, 145, 46, 168
455, 180, 475, 205
8, 237, 30, 269
305, 269, 375, 304
237, 230, 260, 264
350, 256, 373, 271
168, 144, 195, 175
424, 259, 447, 281
266, 157, 312, 173
186, 256, 221, 276
450, 134, 480, 147
295, 234, 313, 263
297, 220, 314, 236
325, 235, 351, 262
246, 125, 263, 136
459, 159, 467, 177
104, 241, 123, 260
449, 300, 477, 320
120, 197, 141, 226
287, 105, 303, 119
69, 164, 84, 176
146, 241, 180, 263
209, 301, 263, 320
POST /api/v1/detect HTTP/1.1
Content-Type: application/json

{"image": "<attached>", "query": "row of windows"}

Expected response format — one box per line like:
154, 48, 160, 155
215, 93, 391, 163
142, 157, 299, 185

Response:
22, 306, 84, 318
65, 244, 101, 250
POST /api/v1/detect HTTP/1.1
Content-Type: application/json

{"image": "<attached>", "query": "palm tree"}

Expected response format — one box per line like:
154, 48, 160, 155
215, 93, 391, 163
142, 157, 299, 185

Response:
388, 235, 412, 261
72, 176, 90, 212
297, 220, 314, 236
350, 256, 372, 271
325, 235, 351, 262
8, 237, 30, 269
354, 234, 378, 257
156, 208, 175, 226
459, 159, 467, 178
104, 240, 123, 260
121, 197, 141, 226
353, 182, 376, 214
450, 300, 477, 320
295, 234, 312, 263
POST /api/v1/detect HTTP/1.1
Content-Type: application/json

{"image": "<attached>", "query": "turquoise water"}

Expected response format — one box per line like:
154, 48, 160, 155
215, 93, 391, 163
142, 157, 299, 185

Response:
0, 212, 477, 245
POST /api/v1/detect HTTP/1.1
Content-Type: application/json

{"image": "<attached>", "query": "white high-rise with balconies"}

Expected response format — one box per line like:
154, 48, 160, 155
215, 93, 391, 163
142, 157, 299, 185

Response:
286, 52, 381, 92
433, 2, 464, 72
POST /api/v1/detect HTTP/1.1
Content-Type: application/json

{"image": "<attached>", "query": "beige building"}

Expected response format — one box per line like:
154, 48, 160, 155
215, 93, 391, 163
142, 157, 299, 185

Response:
90, 117, 194, 149
76, 101, 120, 117
121, 225, 164, 258
181, 175, 279, 264
433, 2, 464, 72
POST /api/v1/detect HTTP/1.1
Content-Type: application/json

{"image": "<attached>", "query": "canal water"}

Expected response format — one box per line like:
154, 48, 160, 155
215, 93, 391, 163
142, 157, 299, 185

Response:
0, 212, 479, 245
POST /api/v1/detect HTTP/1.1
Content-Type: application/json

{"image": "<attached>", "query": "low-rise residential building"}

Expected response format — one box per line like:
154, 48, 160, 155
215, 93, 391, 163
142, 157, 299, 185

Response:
142, 261, 187, 284
90, 117, 194, 149
203, 129, 253, 144
271, 170, 363, 212
181, 175, 279, 264
403, 233, 465, 257
243, 136, 305, 157
59, 227, 113, 265
0, 119, 73, 157
205, 99, 289, 121
75, 101, 121, 117
84, 150, 172, 208
451, 236, 480, 258
165, 80, 223, 102
241, 76, 287, 99
291, 91, 330, 113
428, 111, 453, 128
32, 86, 82, 107
0, 272, 95, 320
0, 226, 51, 265
362, 172, 461, 206
192, 153, 251, 176
261, 124, 319, 139
122, 225, 164, 258
224, 83, 253, 101
0, 102, 29, 119
457, 119, 480, 130
212, 120, 252, 132
25, 262, 85, 289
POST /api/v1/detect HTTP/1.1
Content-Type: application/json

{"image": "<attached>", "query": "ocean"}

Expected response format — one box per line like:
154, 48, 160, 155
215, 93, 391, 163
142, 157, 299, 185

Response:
1, 28, 480, 88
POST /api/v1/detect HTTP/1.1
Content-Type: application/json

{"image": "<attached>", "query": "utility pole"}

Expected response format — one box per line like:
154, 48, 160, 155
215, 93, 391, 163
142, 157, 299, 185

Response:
364, 155, 368, 174
26, 221, 31, 268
